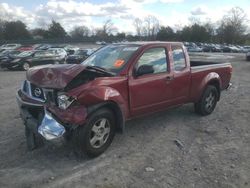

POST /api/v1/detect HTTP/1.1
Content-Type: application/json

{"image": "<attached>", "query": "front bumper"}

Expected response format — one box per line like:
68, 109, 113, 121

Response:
1, 62, 21, 69
17, 91, 65, 142
16, 89, 88, 149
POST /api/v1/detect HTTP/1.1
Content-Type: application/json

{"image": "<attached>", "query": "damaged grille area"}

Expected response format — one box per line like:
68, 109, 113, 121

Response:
22, 80, 56, 104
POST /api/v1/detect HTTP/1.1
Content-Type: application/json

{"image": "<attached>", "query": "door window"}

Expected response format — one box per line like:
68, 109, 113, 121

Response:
136, 47, 168, 75
172, 46, 186, 71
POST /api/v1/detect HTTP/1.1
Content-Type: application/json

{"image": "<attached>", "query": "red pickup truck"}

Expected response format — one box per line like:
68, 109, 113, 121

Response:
17, 42, 232, 157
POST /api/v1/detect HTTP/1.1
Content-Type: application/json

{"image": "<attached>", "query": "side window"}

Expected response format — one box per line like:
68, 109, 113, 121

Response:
172, 46, 186, 71
136, 47, 168, 75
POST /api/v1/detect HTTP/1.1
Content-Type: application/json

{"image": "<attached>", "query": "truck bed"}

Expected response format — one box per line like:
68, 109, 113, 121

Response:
190, 60, 225, 67
189, 60, 232, 102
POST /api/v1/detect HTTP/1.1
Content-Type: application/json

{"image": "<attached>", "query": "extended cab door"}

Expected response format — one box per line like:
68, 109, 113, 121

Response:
128, 45, 175, 116
170, 44, 191, 103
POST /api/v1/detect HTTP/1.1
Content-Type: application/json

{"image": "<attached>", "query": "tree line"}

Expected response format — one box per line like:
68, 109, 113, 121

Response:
0, 7, 249, 45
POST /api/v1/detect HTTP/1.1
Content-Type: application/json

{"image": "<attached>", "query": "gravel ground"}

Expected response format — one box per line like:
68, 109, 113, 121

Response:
0, 53, 249, 188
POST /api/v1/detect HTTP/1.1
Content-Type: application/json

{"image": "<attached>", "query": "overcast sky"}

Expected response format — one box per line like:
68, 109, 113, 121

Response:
0, 0, 250, 33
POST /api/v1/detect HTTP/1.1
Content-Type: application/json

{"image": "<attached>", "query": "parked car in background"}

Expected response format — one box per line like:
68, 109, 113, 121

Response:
63, 45, 79, 55
246, 52, 250, 61
187, 45, 203, 52
0, 43, 21, 51
0, 50, 22, 62
35, 44, 52, 50
66, 49, 95, 64
47, 48, 67, 59
223, 46, 241, 53
1, 50, 66, 70
17, 45, 35, 51
242, 46, 250, 53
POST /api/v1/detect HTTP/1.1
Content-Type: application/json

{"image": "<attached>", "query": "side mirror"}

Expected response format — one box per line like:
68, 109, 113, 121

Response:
136, 65, 154, 77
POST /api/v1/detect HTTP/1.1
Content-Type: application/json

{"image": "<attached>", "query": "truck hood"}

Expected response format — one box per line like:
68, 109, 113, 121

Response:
26, 64, 86, 89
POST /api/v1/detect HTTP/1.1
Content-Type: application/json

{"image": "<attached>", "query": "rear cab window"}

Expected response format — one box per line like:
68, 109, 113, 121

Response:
171, 45, 186, 71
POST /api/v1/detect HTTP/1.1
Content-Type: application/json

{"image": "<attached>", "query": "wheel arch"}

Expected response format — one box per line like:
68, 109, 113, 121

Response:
86, 101, 125, 133
206, 79, 221, 101
193, 72, 222, 103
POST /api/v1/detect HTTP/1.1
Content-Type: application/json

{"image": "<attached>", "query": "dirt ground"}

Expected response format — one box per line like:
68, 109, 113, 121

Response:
0, 52, 249, 188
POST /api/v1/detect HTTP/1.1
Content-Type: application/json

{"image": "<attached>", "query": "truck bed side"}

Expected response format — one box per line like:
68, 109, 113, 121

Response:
189, 61, 232, 103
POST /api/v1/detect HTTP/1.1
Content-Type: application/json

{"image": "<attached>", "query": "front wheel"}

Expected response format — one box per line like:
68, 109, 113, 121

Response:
194, 85, 219, 116
73, 108, 115, 158
22, 62, 30, 71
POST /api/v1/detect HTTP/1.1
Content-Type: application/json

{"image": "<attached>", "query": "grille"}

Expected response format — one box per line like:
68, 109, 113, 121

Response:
30, 83, 45, 101
22, 80, 57, 104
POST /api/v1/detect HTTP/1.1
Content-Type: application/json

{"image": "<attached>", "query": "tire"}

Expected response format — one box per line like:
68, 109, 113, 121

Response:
194, 85, 219, 116
22, 62, 30, 71
73, 108, 116, 158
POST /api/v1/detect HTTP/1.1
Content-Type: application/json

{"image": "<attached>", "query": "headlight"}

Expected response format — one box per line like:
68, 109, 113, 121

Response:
57, 94, 75, 110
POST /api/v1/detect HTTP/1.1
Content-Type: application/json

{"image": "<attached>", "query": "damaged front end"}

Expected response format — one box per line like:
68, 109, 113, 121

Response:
17, 64, 112, 150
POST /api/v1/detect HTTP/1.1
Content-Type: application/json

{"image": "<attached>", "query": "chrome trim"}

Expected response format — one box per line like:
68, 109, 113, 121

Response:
226, 82, 232, 90
38, 110, 65, 140
21, 80, 46, 103
16, 92, 44, 107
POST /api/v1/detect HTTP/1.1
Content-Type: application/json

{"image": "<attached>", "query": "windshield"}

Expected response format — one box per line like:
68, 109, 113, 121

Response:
82, 45, 139, 74
75, 50, 88, 55
35, 50, 55, 57
17, 51, 33, 57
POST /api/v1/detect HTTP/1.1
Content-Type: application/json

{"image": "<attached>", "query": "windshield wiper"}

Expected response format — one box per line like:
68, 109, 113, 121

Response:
86, 66, 115, 76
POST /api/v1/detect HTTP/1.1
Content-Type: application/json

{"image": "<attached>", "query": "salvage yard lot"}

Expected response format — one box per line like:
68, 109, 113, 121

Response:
0, 52, 250, 188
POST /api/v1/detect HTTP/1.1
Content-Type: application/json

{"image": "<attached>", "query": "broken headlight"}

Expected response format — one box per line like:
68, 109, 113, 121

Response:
57, 94, 75, 110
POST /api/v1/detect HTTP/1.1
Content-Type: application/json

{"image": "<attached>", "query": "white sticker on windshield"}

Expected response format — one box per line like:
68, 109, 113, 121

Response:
123, 47, 139, 51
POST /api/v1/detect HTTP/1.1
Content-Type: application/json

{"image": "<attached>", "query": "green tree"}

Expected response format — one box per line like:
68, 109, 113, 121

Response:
70, 26, 90, 39
0, 19, 5, 40
116, 32, 126, 40
178, 24, 211, 42
3, 20, 30, 40
48, 20, 67, 38
31, 28, 49, 39
156, 26, 175, 41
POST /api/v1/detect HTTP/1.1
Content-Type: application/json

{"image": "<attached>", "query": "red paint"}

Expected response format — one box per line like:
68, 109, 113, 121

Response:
48, 105, 87, 125
22, 42, 232, 126
26, 64, 86, 89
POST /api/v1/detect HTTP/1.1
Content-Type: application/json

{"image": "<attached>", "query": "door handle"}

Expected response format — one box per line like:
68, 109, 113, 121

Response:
166, 76, 174, 81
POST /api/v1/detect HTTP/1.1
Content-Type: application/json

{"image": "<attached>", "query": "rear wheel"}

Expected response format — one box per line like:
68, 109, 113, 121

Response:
194, 85, 219, 116
73, 108, 115, 158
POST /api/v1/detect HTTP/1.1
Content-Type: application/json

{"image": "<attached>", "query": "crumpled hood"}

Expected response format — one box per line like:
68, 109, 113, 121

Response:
26, 64, 86, 89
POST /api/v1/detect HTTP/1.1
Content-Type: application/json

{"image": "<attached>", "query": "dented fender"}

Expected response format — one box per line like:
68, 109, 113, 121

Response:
76, 86, 128, 117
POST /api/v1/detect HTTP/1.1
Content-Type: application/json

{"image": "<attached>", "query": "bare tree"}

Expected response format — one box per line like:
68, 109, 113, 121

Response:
102, 19, 117, 35
70, 26, 90, 39
144, 15, 160, 39
217, 7, 248, 44
133, 18, 143, 37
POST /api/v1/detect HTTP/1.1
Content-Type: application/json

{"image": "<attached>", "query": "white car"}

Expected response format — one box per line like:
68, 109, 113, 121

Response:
47, 48, 67, 59
0, 44, 21, 51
